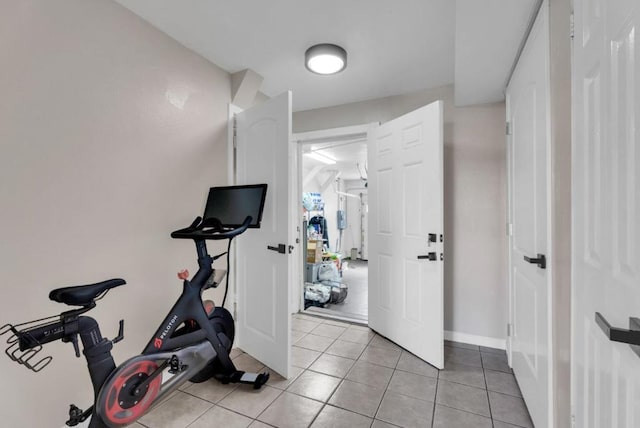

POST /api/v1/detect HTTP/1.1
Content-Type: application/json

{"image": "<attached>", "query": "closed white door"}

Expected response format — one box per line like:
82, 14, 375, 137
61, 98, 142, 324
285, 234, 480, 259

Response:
235, 92, 292, 378
572, 0, 640, 426
368, 101, 444, 369
506, 3, 551, 427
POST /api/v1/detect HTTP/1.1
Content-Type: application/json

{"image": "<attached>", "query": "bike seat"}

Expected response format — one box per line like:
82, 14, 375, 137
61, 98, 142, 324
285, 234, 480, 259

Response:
49, 279, 126, 306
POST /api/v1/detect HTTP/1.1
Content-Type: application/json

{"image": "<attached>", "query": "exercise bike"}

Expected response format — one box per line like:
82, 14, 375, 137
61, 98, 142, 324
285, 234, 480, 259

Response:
1, 184, 270, 427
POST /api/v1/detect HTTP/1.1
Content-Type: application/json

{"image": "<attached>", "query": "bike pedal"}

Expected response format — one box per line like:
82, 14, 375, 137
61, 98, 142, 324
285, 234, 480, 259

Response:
65, 404, 92, 427
238, 371, 270, 389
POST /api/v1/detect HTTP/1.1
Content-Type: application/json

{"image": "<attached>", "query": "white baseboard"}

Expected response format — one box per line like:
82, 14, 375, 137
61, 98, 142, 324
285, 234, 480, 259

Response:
444, 330, 506, 350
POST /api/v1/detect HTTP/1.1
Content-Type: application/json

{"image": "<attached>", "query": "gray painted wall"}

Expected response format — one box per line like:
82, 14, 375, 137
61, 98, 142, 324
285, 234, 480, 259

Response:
0, 1, 231, 426
295, 85, 508, 341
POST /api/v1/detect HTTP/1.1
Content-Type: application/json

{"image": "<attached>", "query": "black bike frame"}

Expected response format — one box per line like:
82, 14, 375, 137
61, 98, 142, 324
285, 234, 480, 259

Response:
140, 240, 234, 370
7, 199, 262, 427
75, 238, 234, 428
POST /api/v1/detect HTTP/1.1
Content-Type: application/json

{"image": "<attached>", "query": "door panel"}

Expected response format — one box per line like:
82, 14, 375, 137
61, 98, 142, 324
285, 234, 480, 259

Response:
235, 92, 292, 378
506, 4, 550, 427
573, 0, 640, 427
583, 63, 604, 266
368, 101, 444, 369
512, 84, 536, 255
513, 268, 538, 372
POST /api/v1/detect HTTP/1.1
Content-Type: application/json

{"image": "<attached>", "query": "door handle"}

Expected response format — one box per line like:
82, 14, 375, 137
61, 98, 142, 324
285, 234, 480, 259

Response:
267, 244, 287, 254
267, 244, 293, 254
595, 313, 640, 357
523, 253, 546, 269
417, 252, 437, 261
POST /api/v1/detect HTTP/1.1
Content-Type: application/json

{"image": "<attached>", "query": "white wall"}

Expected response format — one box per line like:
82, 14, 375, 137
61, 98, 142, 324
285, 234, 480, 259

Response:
294, 85, 508, 342
343, 179, 367, 258
0, 1, 231, 426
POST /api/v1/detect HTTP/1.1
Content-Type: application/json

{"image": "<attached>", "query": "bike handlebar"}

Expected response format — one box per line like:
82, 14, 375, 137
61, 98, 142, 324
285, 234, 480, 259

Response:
170, 216, 253, 241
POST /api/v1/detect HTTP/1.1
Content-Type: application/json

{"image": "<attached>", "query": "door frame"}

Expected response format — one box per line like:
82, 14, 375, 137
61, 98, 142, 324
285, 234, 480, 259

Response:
292, 124, 374, 315
505, 1, 555, 424
506, 92, 514, 367
224, 103, 243, 317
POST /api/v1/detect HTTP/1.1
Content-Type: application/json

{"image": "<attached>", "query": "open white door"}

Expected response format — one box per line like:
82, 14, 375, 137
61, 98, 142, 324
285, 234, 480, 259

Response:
506, 4, 551, 427
235, 92, 292, 378
368, 100, 444, 369
572, 0, 640, 426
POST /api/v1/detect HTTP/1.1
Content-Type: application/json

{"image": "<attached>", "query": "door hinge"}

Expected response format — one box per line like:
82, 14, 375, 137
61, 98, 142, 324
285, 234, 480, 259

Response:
232, 117, 238, 149
233, 302, 237, 320
506, 122, 512, 136
507, 223, 513, 236
570, 13, 575, 40
507, 323, 513, 337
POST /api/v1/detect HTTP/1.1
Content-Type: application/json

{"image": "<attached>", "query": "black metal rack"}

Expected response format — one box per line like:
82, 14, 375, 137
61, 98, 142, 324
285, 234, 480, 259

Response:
1, 316, 57, 373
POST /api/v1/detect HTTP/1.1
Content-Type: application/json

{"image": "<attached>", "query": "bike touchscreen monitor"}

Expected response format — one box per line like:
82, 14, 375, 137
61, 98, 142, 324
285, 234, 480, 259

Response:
203, 184, 268, 229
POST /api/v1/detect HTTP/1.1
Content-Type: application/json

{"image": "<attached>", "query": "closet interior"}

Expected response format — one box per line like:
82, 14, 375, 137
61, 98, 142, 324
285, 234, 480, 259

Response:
300, 137, 369, 322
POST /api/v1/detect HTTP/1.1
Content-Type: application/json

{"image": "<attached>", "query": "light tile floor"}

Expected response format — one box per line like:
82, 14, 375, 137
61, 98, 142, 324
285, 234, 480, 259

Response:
135, 314, 534, 428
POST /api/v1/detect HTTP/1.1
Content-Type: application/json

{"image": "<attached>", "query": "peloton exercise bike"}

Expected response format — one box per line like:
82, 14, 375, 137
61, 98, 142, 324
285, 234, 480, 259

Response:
1, 184, 270, 427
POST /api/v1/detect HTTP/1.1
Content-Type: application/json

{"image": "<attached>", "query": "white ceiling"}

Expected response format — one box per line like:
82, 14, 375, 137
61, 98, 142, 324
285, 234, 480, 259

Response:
302, 139, 368, 182
115, 0, 536, 112
455, 0, 539, 106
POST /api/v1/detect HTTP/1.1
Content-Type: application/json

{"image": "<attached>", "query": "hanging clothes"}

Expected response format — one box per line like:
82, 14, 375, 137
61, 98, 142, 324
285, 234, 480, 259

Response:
308, 215, 329, 247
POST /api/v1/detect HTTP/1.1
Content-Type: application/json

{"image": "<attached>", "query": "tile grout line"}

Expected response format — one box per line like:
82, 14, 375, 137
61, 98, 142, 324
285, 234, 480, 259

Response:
150, 342, 496, 428
440, 347, 503, 423
251, 385, 286, 426
433, 402, 502, 421
431, 364, 439, 428
369, 345, 402, 425
300, 330, 364, 426
162, 321, 512, 428
309, 328, 381, 424
305, 401, 327, 427
480, 351, 497, 426
192, 393, 272, 423
285, 328, 374, 427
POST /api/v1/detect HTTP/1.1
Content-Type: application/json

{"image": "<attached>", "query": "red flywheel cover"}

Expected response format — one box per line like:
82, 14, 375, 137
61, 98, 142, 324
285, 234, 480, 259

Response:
99, 360, 162, 426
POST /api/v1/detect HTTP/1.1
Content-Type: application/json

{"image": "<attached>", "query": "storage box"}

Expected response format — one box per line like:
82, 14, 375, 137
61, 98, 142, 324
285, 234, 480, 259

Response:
306, 240, 323, 263
305, 263, 321, 283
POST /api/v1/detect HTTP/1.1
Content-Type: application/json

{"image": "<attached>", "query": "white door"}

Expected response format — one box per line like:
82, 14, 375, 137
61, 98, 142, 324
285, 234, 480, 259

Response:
368, 101, 444, 369
235, 92, 292, 378
361, 192, 368, 260
505, 4, 551, 427
572, 0, 640, 426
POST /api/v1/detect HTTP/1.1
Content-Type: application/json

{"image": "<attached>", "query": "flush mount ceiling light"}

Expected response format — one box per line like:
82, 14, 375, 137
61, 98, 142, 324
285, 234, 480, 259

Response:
305, 44, 347, 75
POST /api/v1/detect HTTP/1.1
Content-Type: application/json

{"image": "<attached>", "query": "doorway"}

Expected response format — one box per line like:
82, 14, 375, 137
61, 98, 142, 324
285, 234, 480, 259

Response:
232, 97, 445, 377
294, 125, 370, 323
